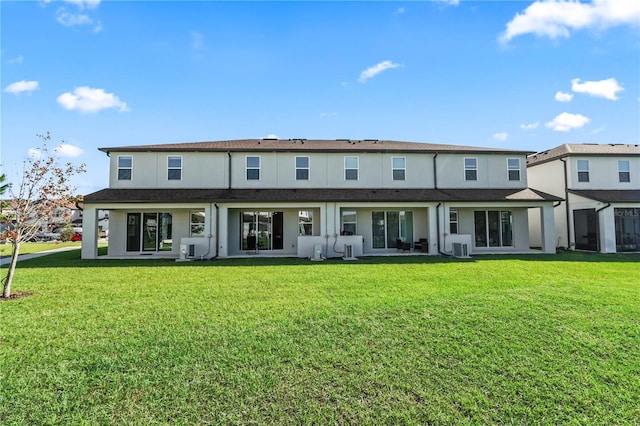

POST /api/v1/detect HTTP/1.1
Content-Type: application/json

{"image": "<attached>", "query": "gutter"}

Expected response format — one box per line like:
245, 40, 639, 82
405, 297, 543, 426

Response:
435, 202, 449, 256
595, 203, 611, 252
560, 158, 571, 248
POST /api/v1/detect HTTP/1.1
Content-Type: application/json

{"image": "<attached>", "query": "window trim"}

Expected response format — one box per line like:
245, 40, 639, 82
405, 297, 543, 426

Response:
464, 157, 478, 181
344, 156, 359, 181
298, 210, 313, 235
167, 155, 182, 181
449, 209, 459, 234
117, 155, 133, 181
507, 158, 521, 181
341, 210, 357, 235
246, 155, 261, 181
392, 157, 406, 181
295, 156, 310, 181
190, 209, 205, 237
618, 160, 630, 183
577, 159, 589, 183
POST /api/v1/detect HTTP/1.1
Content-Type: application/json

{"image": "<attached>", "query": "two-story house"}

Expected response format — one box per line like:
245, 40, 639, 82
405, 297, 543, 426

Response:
81, 139, 560, 260
527, 144, 640, 253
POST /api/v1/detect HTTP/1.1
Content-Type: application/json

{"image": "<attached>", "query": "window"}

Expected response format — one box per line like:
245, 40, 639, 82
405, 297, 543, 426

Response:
449, 209, 458, 234
345, 156, 358, 180
474, 210, 513, 247
246, 156, 260, 180
372, 211, 414, 249
392, 157, 406, 181
298, 210, 313, 235
507, 158, 520, 181
342, 210, 357, 235
168, 156, 182, 180
577, 160, 589, 182
464, 157, 477, 181
190, 210, 205, 237
118, 156, 132, 180
296, 156, 309, 180
619, 160, 630, 183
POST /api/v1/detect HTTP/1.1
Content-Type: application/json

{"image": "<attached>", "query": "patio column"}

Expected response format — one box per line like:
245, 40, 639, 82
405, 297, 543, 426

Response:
81, 205, 98, 259
539, 204, 556, 254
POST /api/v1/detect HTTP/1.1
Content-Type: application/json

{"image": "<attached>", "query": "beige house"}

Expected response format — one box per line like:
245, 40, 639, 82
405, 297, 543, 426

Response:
527, 144, 640, 253
82, 139, 560, 260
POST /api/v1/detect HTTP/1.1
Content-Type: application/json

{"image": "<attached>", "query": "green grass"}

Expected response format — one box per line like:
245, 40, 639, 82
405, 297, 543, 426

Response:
1, 251, 639, 424
0, 241, 81, 257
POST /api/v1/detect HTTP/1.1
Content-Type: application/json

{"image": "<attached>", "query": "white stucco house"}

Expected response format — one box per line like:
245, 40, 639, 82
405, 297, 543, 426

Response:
527, 143, 640, 253
81, 138, 560, 260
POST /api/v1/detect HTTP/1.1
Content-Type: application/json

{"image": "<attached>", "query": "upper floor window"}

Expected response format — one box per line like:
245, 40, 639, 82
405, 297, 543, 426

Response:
577, 160, 589, 182
168, 156, 182, 180
246, 156, 260, 180
619, 160, 630, 183
345, 156, 358, 181
464, 157, 477, 181
117, 156, 132, 180
507, 158, 520, 181
296, 156, 309, 180
449, 209, 459, 234
392, 157, 406, 181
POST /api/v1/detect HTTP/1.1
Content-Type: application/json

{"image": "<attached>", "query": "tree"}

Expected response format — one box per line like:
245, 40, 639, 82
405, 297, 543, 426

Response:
1, 133, 85, 299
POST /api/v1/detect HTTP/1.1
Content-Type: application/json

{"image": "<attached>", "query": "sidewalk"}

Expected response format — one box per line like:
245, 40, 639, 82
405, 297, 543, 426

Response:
0, 246, 80, 267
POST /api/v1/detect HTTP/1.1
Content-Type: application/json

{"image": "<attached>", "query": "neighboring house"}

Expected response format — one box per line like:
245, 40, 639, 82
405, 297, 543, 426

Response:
0, 199, 81, 235
527, 144, 640, 253
81, 139, 560, 260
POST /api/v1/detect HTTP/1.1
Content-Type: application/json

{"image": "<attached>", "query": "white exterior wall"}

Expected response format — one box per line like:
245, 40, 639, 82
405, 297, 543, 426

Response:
436, 153, 528, 189
568, 156, 640, 189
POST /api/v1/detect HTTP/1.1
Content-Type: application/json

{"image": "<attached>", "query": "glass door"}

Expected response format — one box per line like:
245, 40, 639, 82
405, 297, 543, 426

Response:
241, 211, 283, 251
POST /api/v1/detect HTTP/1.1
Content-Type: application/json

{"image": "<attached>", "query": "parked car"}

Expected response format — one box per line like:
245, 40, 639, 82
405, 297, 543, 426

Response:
71, 232, 82, 242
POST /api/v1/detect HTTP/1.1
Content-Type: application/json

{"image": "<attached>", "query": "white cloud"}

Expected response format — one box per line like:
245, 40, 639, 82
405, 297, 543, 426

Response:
545, 112, 590, 132
8, 55, 24, 64
520, 122, 539, 130
499, 0, 640, 43
358, 60, 401, 83
4, 80, 39, 95
64, 0, 101, 10
571, 77, 623, 100
56, 9, 93, 27
57, 86, 130, 113
55, 144, 84, 157
555, 91, 574, 102
492, 132, 508, 142
438, 0, 460, 5
28, 148, 42, 159
190, 31, 204, 50
263, 134, 279, 139
396, 7, 405, 14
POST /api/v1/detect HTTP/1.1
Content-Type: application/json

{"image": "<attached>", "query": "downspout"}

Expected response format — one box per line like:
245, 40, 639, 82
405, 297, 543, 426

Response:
595, 203, 611, 253
213, 203, 220, 259
435, 202, 449, 256
433, 153, 438, 189
227, 152, 232, 190
560, 158, 571, 249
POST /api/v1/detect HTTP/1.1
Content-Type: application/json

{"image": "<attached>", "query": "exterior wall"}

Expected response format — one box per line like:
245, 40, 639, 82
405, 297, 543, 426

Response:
436, 153, 528, 189
567, 156, 640, 189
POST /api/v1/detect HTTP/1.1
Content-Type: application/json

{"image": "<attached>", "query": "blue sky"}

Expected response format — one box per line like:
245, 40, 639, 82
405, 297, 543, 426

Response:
2, 0, 639, 194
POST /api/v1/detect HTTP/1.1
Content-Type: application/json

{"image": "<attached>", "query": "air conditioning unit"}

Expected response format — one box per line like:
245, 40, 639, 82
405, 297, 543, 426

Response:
343, 243, 357, 260
452, 242, 469, 258
310, 243, 324, 261
179, 244, 196, 261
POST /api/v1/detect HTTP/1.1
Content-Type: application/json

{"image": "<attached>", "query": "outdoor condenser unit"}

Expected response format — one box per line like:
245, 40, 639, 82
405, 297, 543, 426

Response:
180, 244, 196, 260
452, 242, 468, 258
311, 244, 324, 261
342, 243, 357, 260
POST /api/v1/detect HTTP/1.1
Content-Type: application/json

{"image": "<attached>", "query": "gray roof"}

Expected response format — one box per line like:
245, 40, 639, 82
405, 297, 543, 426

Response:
527, 143, 640, 166
99, 139, 532, 155
569, 190, 640, 203
84, 187, 561, 204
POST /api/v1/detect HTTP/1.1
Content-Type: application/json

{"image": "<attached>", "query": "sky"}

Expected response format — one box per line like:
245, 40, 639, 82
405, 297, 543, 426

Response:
1, 0, 639, 195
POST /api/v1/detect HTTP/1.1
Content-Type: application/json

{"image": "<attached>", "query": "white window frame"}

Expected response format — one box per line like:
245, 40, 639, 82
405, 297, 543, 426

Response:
464, 157, 478, 181
167, 155, 182, 181
295, 156, 310, 181
342, 210, 357, 235
618, 160, 630, 183
246, 156, 261, 180
190, 210, 205, 237
577, 159, 589, 183
117, 155, 133, 181
392, 157, 406, 181
298, 210, 313, 235
507, 158, 520, 181
449, 209, 459, 234
344, 156, 359, 181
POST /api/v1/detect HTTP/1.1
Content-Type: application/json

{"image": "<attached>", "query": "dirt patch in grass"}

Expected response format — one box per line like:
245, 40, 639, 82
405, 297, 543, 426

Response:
1, 291, 34, 301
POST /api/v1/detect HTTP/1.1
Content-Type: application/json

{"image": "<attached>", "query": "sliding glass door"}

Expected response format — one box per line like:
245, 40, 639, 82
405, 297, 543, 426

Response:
474, 210, 513, 247
372, 211, 414, 249
241, 211, 283, 251
127, 212, 172, 252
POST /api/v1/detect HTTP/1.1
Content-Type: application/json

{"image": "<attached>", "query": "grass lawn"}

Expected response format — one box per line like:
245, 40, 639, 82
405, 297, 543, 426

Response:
0, 241, 82, 257
1, 251, 638, 424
